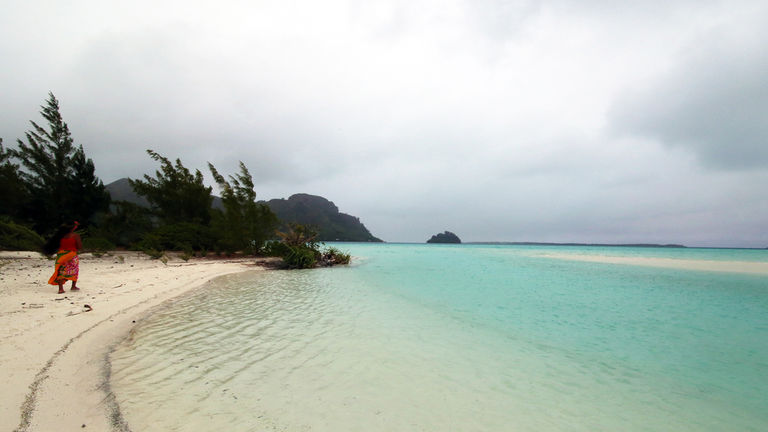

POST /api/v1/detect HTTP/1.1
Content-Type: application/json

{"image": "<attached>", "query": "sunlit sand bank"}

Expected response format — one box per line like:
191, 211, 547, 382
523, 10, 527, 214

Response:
535, 252, 768, 275
0, 251, 263, 432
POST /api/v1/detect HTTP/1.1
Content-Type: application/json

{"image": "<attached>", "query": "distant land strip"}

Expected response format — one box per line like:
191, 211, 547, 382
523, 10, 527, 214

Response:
466, 242, 687, 248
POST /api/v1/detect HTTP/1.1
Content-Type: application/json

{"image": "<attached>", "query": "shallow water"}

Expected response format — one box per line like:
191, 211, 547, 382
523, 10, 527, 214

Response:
110, 244, 768, 431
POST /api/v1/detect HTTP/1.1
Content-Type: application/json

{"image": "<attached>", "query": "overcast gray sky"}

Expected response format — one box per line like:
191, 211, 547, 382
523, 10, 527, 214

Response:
2, 0, 767, 247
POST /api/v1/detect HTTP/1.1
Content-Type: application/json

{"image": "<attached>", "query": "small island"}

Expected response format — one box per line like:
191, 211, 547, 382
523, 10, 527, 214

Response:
427, 231, 462, 244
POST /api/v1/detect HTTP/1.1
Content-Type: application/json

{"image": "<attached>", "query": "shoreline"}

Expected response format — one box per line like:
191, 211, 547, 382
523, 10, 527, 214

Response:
0, 251, 267, 432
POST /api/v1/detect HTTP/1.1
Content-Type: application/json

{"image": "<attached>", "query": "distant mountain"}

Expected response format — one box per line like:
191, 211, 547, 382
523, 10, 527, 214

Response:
105, 178, 222, 210
104, 178, 149, 207
427, 231, 462, 244
104, 179, 381, 242
265, 194, 382, 242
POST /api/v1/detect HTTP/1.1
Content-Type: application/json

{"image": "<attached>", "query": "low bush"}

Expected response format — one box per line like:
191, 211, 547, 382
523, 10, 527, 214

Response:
0, 220, 44, 251
142, 248, 164, 259
320, 247, 351, 266
269, 225, 352, 269
281, 245, 319, 269
83, 237, 116, 255
133, 223, 216, 252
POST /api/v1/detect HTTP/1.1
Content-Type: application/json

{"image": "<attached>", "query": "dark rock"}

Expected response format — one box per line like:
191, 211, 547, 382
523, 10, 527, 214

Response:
427, 231, 461, 244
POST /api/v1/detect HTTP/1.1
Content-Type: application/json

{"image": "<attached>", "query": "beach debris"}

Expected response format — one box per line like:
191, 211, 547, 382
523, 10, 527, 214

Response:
83, 304, 93, 312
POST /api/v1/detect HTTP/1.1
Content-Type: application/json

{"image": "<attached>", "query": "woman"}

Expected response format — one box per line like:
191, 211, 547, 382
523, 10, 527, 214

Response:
44, 221, 83, 294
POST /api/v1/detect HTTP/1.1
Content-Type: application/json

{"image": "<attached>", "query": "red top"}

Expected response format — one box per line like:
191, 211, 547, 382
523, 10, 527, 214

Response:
60, 236, 79, 251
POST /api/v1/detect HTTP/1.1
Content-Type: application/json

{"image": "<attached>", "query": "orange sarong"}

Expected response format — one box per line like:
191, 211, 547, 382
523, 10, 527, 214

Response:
48, 250, 79, 285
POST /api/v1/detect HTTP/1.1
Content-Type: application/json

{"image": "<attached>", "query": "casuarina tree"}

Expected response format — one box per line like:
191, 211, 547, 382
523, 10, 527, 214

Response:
12, 93, 109, 234
130, 150, 213, 225
0, 138, 29, 221
209, 161, 278, 254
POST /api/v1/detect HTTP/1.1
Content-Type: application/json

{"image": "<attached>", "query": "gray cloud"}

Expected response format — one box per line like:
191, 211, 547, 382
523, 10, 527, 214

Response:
1, 0, 767, 246
609, 18, 768, 169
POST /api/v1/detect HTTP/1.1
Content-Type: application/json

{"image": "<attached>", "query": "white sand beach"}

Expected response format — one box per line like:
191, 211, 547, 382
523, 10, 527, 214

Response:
0, 251, 263, 432
535, 252, 768, 275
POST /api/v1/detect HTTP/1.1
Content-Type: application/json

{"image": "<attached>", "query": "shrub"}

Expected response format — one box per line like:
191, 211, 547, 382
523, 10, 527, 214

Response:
321, 247, 351, 266
142, 248, 164, 259
282, 245, 318, 269
264, 240, 290, 257
83, 237, 116, 254
270, 225, 352, 269
134, 233, 162, 252
0, 220, 44, 251
133, 223, 216, 252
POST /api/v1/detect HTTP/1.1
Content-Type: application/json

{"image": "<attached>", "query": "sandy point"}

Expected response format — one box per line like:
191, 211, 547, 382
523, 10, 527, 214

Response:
533, 251, 768, 275
0, 251, 268, 432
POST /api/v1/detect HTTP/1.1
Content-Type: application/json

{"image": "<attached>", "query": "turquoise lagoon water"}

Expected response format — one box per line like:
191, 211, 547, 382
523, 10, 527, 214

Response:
110, 244, 768, 431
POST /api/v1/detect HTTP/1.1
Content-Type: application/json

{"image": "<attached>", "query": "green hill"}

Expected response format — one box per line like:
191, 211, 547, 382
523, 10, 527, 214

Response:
266, 194, 382, 242
105, 179, 381, 242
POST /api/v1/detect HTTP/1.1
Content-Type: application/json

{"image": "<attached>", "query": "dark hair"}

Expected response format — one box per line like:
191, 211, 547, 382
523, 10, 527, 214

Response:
42, 222, 76, 255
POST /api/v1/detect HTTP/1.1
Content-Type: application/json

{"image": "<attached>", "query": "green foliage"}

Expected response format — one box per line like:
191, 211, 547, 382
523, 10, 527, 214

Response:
135, 222, 216, 252
209, 162, 278, 255
282, 245, 318, 269
130, 150, 213, 225
270, 224, 351, 269
0, 219, 44, 251
10, 93, 109, 234
270, 224, 319, 269
321, 246, 351, 265
90, 201, 153, 248
82, 236, 116, 254
142, 248, 165, 259
0, 139, 29, 221
277, 223, 319, 248
264, 240, 290, 257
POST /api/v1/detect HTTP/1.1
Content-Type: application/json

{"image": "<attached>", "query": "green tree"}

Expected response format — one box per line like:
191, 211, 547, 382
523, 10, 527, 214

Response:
89, 200, 154, 247
268, 223, 352, 268
273, 223, 321, 268
11, 93, 109, 234
0, 138, 29, 221
209, 161, 278, 254
130, 150, 213, 225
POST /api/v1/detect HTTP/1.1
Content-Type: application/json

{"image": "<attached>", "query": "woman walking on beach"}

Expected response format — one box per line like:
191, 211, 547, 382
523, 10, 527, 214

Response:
44, 221, 82, 294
